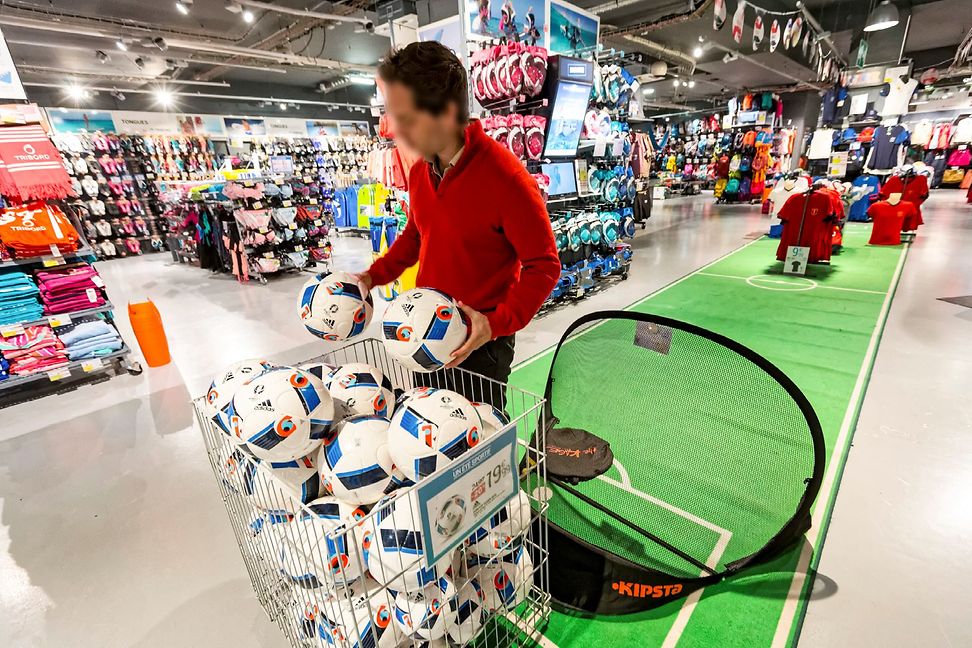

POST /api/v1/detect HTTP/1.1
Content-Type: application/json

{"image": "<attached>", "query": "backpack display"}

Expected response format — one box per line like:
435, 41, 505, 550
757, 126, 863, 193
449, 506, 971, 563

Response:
725, 178, 741, 194
714, 178, 728, 197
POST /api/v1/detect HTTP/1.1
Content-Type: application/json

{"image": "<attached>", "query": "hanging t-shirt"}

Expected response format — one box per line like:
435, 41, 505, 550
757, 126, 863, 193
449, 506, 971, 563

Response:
880, 77, 919, 117
821, 88, 838, 124
848, 175, 881, 222
930, 123, 953, 149
775, 190, 836, 263
910, 121, 934, 148
768, 176, 810, 214
867, 201, 917, 244
868, 125, 909, 170
807, 128, 836, 159
954, 117, 972, 144
849, 93, 869, 115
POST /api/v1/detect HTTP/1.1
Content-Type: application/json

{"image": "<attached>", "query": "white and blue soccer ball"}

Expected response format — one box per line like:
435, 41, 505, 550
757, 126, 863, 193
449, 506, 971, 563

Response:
206, 358, 276, 435
393, 574, 458, 641
318, 415, 396, 505
446, 578, 486, 644
387, 388, 484, 483
468, 545, 534, 613
471, 401, 510, 437
328, 363, 395, 419
298, 361, 339, 390
279, 496, 369, 589
299, 271, 373, 341
365, 494, 451, 591
297, 577, 401, 648
230, 366, 335, 462
465, 491, 532, 557
381, 288, 468, 372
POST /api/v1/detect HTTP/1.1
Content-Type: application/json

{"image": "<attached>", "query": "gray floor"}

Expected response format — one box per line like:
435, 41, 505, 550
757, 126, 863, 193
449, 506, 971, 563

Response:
0, 191, 968, 647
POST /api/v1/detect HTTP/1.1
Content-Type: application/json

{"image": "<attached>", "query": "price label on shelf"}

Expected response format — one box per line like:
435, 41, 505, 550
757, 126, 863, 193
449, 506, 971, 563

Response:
593, 139, 608, 157
295, 245, 304, 252
303, 175, 312, 183
313, 219, 322, 226
49, 244, 62, 258
251, 201, 263, 210
258, 227, 269, 234
42, 257, 66, 267
81, 359, 104, 373
0, 324, 25, 338
288, 223, 297, 230
282, 200, 292, 208
274, 178, 284, 185
415, 424, 518, 565
263, 252, 274, 259
309, 198, 318, 205
47, 368, 71, 382
48, 314, 72, 328
244, 181, 255, 188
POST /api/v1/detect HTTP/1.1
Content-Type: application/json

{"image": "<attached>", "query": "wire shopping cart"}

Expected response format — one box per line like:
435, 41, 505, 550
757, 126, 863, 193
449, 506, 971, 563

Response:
193, 338, 550, 648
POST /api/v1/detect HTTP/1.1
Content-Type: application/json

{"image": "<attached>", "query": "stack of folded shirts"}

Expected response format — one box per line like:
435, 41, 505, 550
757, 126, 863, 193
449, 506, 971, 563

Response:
0, 324, 69, 375
34, 264, 106, 315
57, 319, 123, 360
0, 202, 80, 259
0, 271, 43, 325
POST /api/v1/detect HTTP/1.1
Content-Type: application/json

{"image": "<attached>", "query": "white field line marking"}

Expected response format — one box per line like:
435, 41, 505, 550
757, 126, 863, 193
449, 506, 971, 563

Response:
597, 474, 730, 538
698, 271, 888, 295
513, 238, 767, 374
613, 459, 632, 487
770, 243, 910, 648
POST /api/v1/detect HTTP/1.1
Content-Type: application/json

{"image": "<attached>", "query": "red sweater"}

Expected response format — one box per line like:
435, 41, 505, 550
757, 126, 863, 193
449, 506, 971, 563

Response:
368, 120, 560, 338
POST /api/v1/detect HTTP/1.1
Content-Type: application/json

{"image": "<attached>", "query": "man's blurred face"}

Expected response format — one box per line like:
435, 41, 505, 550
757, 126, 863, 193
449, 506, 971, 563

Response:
383, 80, 459, 158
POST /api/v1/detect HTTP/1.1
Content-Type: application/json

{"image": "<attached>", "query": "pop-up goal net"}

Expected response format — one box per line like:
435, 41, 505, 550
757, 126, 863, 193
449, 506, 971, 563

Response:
531, 311, 824, 614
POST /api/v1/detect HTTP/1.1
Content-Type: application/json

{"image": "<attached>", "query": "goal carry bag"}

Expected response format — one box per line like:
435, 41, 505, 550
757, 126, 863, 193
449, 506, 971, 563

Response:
528, 311, 824, 615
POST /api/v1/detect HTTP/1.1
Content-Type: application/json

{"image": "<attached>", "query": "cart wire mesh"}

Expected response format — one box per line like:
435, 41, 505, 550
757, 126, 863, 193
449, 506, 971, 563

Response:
195, 339, 550, 648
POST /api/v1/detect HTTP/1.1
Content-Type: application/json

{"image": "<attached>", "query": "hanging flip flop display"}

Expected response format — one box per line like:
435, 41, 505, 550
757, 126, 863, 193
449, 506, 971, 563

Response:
790, 16, 803, 49
731, 0, 746, 43
770, 19, 781, 51
783, 18, 794, 49
714, 0, 727, 30
802, 29, 811, 57
753, 13, 764, 50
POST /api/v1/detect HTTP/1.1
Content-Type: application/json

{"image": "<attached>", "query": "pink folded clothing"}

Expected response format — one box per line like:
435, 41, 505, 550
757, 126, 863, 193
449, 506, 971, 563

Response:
10, 352, 69, 375
0, 324, 60, 360
43, 295, 106, 314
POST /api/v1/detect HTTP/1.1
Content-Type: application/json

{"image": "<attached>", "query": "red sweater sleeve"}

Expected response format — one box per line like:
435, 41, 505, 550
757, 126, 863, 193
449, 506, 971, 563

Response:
367, 215, 420, 286
485, 169, 560, 338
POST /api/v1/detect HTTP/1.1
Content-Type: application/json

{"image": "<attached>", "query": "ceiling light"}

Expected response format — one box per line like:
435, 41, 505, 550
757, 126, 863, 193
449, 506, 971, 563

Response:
96, 50, 109, 63
688, 80, 696, 88
243, 9, 255, 22
692, 46, 703, 58
65, 85, 86, 100
116, 40, 128, 51
154, 88, 174, 107
348, 75, 375, 86
643, 87, 654, 94
175, 1, 190, 15
673, 79, 680, 86
863, 0, 900, 32
279, 102, 287, 110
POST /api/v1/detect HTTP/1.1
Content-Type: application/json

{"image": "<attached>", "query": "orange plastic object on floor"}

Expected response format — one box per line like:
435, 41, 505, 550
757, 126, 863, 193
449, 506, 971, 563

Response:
128, 300, 171, 367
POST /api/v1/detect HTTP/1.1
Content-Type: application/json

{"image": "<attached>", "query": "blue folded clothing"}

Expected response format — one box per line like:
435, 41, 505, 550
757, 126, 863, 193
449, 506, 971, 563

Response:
65, 333, 123, 360
0, 303, 44, 326
58, 320, 117, 347
0, 271, 33, 287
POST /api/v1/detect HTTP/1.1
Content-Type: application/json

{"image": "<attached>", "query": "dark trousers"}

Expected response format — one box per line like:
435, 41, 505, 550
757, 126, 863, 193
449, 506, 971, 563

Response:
415, 335, 515, 412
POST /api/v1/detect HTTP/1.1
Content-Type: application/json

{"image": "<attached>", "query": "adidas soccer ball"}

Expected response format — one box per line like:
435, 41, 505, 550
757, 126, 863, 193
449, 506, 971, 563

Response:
394, 575, 458, 641
279, 496, 369, 588
206, 358, 276, 434
472, 401, 510, 436
381, 288, 468, 372
231, 367, 335, 462
299, 361, 339, 389
446, 578, 486, 644
465, 490, 532, 557
328, 363, 395, 419
298, 577, 401, 648
387, 388, 484, 483
318, 415, 396, 505
366, 494, 451, 591
299, 271, 373, 341
469, 545, 534, 612
250, 455, 321, 518
394, 385, 434, 411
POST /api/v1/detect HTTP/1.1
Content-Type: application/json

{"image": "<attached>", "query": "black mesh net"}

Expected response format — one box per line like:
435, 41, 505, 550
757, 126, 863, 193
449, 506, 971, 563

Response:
543, 312, 823, 581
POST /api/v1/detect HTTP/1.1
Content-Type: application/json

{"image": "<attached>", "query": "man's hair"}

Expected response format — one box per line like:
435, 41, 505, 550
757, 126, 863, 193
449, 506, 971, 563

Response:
378, 41, 469, 123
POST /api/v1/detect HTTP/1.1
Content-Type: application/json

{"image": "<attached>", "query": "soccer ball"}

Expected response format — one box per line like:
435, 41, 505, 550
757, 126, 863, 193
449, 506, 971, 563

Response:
366, 494, 451, 591
231, 367, 335, 462
387, 388, 484, 483
299, 271, 373, 341
393, 575, 458, 641
394, 385, 434, 411
206, 358, 276, 435
318, 415, 396, 505
279, 496, 370, 588
465, 490, 532, 556
299, 361, 339, 389
298, 577, 401, 648
469, 545, 534, 612
472, 401, 510, 436
328, 363, 395, 419
446, 578, 486, 644
381, 288, 468, 372
251, 455, 322, 518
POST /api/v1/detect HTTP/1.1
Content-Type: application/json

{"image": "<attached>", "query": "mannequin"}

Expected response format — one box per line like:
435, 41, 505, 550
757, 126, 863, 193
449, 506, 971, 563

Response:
887, 191, 903, 205
867, 192, 917, 245
768, 173, 810, 215
880, 165, 928, 230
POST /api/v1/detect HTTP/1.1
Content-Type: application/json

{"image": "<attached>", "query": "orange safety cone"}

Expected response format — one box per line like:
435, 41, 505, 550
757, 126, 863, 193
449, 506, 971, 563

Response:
128, 299, 171, 367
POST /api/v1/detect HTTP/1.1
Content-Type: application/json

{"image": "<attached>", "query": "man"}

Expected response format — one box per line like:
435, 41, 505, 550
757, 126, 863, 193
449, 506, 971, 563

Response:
358, 41, 559, 409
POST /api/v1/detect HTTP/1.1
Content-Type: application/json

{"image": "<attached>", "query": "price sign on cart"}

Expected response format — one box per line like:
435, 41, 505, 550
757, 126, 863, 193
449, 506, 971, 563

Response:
416, 424, 519, 565
784, 246, 810, 275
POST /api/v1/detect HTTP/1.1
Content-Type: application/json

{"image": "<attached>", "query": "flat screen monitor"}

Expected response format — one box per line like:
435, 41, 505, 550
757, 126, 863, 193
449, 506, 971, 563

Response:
544, 80, 591, 158
542, 162, 578, 197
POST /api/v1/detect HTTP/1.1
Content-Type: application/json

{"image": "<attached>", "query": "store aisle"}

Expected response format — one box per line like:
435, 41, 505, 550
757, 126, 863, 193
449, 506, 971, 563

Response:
0, 196, 765, 648
799, 190, 972, 648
